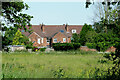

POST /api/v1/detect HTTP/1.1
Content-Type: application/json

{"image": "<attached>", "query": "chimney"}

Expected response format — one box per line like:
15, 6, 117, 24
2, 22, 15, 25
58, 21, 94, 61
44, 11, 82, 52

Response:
65, 23, 69, 33
41, 23, 45, 33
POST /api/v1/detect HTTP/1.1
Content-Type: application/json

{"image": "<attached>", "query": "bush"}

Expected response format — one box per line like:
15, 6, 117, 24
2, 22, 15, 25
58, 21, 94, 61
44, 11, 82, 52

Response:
32, 47, 46, 52
96, 42, 112, 52
32, 46, 38, 52
26, 42, 33, 49
86, 43, 96, 49
39, 48, 46, 52
52, 43, 81, 51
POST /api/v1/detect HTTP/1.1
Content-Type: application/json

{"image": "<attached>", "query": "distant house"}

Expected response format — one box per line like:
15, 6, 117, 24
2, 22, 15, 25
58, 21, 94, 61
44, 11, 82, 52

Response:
21, 24, 83, 48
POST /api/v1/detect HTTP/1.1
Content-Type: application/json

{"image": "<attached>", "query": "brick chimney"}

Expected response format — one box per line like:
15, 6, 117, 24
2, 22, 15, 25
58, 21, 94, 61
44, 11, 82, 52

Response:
65, 23, 69, 33
41, 23, 45, 33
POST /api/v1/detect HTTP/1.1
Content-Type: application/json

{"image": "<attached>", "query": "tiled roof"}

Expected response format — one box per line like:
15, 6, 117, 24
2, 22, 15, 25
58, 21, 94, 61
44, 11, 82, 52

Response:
22, 25, 83, 38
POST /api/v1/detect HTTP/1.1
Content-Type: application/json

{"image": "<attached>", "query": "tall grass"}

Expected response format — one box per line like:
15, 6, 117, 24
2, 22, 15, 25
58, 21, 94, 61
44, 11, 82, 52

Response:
2, 50, 113, 78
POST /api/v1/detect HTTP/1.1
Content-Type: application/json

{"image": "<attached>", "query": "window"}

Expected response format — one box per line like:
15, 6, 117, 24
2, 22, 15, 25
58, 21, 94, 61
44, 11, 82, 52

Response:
53, 38, 57, 43
33, 41, 35, 43
22, 30, 25, 32
41, 38, 44, 43
60, 30, 64, 33
72, 29, 76, 33
63, 38, 66, 42
47, 38, 50, 43
38, 38, 40, 44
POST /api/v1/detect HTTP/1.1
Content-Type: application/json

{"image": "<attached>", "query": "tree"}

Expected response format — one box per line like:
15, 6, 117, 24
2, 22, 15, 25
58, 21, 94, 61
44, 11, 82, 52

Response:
2, 26, 18, 47
1, 2, 33, 32
12, 30, 33, 49
12, 30, 24, 45
79, 24, 94, 46
85, 30, 97, 43
71, 33, 80, 43
85, 0, 120, 79
1, 1, 33, 48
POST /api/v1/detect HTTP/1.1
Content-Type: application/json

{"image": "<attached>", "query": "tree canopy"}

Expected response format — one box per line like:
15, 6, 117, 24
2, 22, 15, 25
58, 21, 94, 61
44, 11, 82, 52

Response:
2, 2, 33, 32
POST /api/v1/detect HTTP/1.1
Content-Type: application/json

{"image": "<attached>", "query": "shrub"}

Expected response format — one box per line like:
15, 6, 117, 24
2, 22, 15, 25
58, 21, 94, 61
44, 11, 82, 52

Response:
86, 43, 96, 49
96, 42, 112, 52
39, 48, 46, 52
52, 43, 81, 51
32, 46, 38, 52
53, 67, 65, 78
72, 43, 81, 50
32, 47, 46, 52
26, 42, 33, 49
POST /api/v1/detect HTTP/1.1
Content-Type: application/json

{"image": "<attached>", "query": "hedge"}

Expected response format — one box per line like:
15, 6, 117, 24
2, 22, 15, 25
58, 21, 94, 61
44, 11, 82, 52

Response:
86, 43, 96, 49
52, 43, 81, 51
86, 42, 112, 52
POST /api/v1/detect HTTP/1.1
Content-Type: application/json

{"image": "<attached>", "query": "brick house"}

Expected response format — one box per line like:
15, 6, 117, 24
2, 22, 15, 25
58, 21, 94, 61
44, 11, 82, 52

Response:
21, 24, 83, 48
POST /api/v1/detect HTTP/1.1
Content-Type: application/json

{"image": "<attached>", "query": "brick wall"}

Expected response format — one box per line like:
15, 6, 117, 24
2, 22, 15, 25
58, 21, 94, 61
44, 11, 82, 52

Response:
52, 32, 70, 43
28, 32, 48, 47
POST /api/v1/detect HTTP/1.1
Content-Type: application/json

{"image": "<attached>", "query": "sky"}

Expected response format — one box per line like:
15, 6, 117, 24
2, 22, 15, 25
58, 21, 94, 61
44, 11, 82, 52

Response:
22, 2, 99, 25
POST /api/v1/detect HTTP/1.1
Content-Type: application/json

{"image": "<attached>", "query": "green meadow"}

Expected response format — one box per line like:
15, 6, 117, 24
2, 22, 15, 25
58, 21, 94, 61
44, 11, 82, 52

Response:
2, 51, 113, 78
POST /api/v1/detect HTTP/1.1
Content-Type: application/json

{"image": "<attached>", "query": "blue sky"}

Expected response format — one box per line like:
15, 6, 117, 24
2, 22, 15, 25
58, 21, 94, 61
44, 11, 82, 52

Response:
23, 2, 97, 25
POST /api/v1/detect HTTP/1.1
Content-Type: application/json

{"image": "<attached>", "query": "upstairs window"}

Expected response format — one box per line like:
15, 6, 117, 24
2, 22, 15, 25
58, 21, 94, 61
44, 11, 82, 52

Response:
60, 30, 64, 33
53, 38, 57, 43
72, 29, 76, 33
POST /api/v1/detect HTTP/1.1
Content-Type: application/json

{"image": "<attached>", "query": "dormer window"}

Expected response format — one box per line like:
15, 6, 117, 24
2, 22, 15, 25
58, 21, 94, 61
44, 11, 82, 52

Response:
60, 30, 64, 33
72, 29, 76, 33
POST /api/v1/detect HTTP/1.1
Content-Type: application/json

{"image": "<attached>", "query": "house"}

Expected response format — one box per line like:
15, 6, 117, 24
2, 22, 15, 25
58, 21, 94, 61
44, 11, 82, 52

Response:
21, 24, 83, 48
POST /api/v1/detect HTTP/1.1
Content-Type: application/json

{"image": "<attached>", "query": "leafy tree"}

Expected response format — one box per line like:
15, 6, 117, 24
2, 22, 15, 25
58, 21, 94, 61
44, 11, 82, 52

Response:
1, 2, 33, 31
1, 1, 33, 48
12, 30, 24, 45
79, 24, 94, 46
94, 32, 119, 51
71, 33, 80, 43
20, 35, 33, 49
2, 26, 18, 47
85, 1, 120, 79
12, 30, 33, 49
85, 30, 97, 43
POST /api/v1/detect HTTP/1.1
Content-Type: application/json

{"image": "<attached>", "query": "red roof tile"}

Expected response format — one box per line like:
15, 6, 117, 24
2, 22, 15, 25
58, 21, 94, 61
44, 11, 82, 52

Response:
22, 25, 83, 38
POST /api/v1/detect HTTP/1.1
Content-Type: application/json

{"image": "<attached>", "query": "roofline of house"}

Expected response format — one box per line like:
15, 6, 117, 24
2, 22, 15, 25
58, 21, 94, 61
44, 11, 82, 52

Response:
26, 24, 83, 26
28, 32, 43, 38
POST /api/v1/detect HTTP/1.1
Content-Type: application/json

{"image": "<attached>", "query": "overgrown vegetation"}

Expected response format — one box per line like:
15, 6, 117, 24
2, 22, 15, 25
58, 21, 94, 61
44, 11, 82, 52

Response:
2, 51, 112, 78
85, 0, 120, 79
52, 43, 81, 51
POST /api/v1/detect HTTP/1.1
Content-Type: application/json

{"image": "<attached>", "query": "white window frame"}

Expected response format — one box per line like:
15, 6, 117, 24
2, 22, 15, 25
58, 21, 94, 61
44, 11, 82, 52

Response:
72, 29, 76, 33
53, 38, 57, 43
38, 38, 40, 44
63, 38, 66, 42
47, 39, 50, 43
41, 38, 44, 43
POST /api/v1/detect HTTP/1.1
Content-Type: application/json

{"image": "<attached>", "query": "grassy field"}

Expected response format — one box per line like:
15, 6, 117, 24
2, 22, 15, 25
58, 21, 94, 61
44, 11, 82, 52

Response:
2, 50, 113, 78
